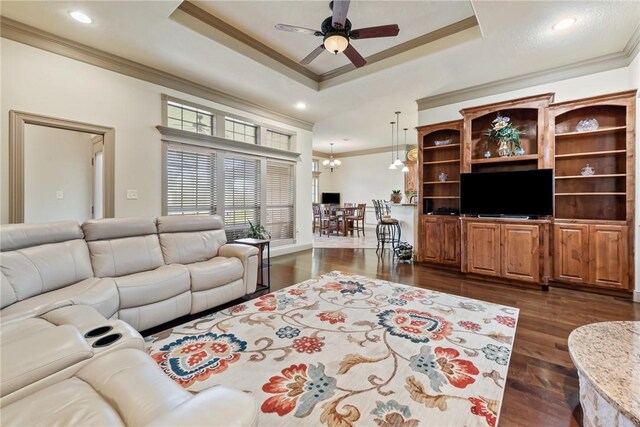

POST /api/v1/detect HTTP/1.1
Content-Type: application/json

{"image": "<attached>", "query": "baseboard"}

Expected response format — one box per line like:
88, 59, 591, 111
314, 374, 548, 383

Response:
634, 291, 640, 303
271, 243, 312, 257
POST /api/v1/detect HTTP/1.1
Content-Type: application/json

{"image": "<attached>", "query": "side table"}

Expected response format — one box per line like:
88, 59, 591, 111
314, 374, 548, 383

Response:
234, 238, 271, 294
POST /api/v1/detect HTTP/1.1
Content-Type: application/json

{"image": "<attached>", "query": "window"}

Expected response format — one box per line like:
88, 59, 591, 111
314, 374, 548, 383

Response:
265, 130, 292, 151
223, 155, 261, 240
167, 101, 214, 135
312, 176, 319, 203
312, 159, 319, 172
266, 160, 295, 241
165, 144, 216, 215
225, 117, 257, 144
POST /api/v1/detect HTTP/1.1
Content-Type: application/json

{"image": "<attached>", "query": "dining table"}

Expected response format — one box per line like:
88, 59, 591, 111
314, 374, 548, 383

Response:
330, 205, 359, 236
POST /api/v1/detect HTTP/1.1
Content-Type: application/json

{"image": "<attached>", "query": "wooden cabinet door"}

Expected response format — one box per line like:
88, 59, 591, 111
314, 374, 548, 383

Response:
553, 224, 589, 284
419, 216, 440, 263
466, 222, 501, 277
588, 225, 629, 289
441, 217, 461, 266
501, 224, 540, 283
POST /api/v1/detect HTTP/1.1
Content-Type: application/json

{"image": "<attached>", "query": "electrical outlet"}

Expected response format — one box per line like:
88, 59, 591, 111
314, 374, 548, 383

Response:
126, 190, 138, 200
56, 190, 64, 199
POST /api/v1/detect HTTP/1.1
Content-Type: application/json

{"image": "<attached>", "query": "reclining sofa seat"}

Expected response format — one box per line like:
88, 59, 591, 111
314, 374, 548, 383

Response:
156, 215, 259, 314
82, 217, 191, 331
0, 221, 119, 322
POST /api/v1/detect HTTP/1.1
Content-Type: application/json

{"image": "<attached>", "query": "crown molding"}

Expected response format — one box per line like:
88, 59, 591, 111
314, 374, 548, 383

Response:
416, 24, 640, 111
0, 16, 314, 131
312, 150, 330, 158
172, 2, 479, 90
313, 144, 417, 159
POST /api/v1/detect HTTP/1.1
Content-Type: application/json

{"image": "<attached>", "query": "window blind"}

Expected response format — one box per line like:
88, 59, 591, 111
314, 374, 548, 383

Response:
224, 155, 261, 240
166, 144, 216, 215
266, 160, 295, 241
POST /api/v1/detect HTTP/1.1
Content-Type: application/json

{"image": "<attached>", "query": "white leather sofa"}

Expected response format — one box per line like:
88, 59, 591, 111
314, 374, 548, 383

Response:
1, 215, 258, 330
0, 216, 260, 426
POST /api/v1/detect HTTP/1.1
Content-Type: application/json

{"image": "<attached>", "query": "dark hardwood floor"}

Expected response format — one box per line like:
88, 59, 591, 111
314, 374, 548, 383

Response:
267, 248, 640, 427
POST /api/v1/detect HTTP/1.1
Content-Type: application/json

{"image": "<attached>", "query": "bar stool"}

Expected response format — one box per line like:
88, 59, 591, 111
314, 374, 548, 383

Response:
372, 200, 401, 253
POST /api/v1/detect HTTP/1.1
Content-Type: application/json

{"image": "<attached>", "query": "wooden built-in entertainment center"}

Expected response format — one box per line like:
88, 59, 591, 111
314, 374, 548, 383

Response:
416, 90, 636, 296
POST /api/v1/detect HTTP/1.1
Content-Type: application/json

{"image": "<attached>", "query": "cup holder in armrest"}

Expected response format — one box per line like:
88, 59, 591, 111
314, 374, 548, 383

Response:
84, 326, 113, 339
92, 333, 122, 348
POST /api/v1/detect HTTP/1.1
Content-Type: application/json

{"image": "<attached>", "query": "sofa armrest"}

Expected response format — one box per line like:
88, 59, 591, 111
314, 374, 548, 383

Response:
146, 386, 258, 427
219, 244, 259, 294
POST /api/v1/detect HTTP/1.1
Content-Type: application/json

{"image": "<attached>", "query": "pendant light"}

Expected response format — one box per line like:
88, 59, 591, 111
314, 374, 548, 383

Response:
401, 128, 410, 173
388, 121, 396, 170
393, 111, 403, 166
323, 143, 341, 172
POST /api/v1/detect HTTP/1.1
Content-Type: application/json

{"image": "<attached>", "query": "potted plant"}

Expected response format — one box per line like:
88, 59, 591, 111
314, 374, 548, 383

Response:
390, 190, 402, 204
405, 190, 416, 203
247, 221, 271, 240
395, 241, 413, 262
484, 113, 526, 157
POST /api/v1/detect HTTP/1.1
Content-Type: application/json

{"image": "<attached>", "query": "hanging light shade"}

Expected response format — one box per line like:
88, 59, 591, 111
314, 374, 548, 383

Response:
323, 143, 341, 172
402, 128, 410, 172
393, 111, 403, 166
388, 121, 396, 169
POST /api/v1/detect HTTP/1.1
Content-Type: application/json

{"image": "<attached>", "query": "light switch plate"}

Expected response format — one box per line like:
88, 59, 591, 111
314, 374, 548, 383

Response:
126, 190, 138, 200
56, 190, 64, 199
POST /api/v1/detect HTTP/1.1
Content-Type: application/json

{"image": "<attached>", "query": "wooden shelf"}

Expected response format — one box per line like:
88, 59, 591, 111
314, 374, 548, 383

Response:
423, 143, 461, 151
423, 196, 460, 199
555, 174, 626, 180
424, 181, 460, 184
470, 154, 538, 164
555, 192, 625, 196
423, 159, 460, 165
555, 149, 626, 159
555, 126, 626, 138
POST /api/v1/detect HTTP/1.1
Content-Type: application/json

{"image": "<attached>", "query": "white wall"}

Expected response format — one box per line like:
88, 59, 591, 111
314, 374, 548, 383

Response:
1, 39, 313, 252
418, 59, 640, 300
24, 125, 94, 223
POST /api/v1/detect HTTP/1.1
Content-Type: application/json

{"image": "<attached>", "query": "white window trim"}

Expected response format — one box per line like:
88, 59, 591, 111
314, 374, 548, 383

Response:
162, 94, 297, 152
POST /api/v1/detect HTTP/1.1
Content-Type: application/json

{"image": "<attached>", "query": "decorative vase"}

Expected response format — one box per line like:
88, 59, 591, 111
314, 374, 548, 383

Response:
497, 139, 512, 157
390, 193, 402, 203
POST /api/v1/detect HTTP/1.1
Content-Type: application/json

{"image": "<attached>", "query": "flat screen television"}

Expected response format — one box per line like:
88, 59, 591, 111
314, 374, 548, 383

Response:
460, 169, 553, 217
321, 192, 340, 204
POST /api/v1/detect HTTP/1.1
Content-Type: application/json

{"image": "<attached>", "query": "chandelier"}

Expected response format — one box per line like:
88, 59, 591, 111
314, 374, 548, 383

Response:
323, 143, 341, 172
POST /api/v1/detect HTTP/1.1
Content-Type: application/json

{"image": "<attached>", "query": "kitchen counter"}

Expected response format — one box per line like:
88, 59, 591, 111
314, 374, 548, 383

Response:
389, 203, 417, 246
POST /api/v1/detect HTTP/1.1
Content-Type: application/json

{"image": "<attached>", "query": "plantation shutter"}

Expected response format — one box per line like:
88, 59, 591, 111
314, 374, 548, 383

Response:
165, 144, 216, 215
266, 160, 295, 241
223, 155, 261, 240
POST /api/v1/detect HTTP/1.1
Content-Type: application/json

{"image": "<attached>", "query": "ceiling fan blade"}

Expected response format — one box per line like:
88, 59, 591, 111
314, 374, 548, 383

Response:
350, 24, 400, 39
331, 0, 350, 29
275, 24, 322, 36
300, 45, 325, 65
343, 44, 366, 68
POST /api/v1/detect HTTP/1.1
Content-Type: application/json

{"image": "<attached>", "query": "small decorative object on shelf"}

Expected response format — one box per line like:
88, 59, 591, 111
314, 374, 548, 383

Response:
576, 118, 599, 132
405, 190, 417, 203
484, 149, 492, 158
514, 147, 526, 156
395, 241, 413, 262
434, 138, 452, 146
390, 190, 402, 203
581, 164, 595, 176
484, 113, 525, 157
247, 220, 271, 240
438, 172, 448, 182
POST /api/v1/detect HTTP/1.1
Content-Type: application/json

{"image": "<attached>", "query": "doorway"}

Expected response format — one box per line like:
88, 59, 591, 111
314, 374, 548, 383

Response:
9, 111, 115, 223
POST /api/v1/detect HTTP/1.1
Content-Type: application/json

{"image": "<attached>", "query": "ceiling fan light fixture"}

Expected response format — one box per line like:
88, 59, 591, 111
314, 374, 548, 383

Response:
324, 33, 349, 54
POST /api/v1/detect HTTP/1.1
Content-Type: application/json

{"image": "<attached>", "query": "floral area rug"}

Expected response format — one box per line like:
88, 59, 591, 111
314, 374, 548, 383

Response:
147, 271, 519, 427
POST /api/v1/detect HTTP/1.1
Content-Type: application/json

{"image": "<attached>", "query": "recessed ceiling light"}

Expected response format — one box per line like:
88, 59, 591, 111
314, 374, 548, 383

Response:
69, 11, 93, 24
295, 102, 306, 110
553, 18, 576, 31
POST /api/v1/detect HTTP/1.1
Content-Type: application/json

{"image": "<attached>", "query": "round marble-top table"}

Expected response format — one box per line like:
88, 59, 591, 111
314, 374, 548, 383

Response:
568, 321, 640, 427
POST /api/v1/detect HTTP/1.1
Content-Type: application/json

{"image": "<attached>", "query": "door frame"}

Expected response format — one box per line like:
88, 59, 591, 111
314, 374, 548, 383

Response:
9, 110, 115, 223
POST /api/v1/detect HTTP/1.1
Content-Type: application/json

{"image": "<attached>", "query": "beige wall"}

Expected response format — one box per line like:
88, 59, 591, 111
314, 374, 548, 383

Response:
23, 125, 94, 223
1, 39, 313, 253
417, 58, 640, 299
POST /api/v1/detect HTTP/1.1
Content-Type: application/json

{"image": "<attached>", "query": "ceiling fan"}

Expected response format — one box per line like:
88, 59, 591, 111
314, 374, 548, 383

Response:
275, 0, 400, 68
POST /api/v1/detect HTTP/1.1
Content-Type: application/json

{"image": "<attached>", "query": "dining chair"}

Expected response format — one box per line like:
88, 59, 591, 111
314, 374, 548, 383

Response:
372, 200, 401, 253
345, 203, 366, 237
312, 203, 321, 233
319, 203, 340, 237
